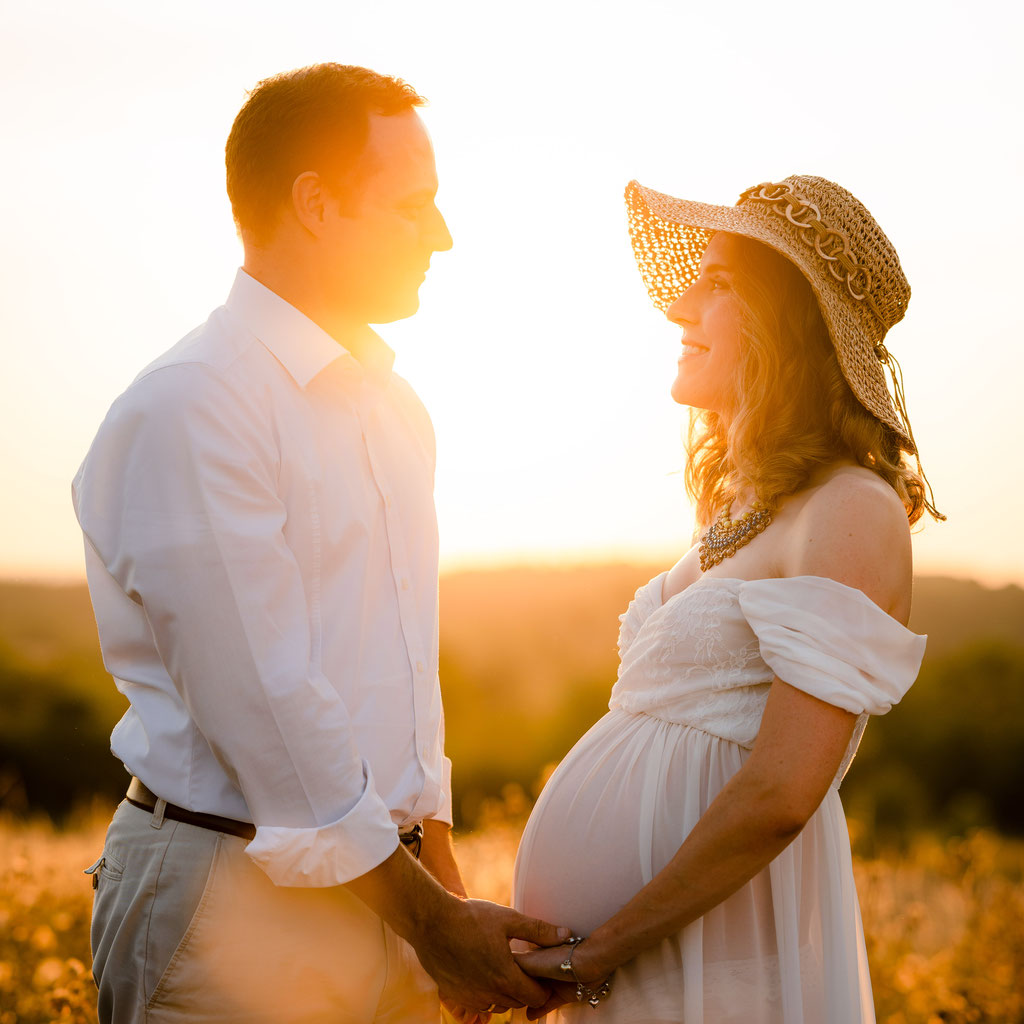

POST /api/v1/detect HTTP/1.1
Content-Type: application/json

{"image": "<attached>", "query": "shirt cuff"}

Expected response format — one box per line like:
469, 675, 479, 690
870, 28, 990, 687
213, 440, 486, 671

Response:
244, 762, 400, 887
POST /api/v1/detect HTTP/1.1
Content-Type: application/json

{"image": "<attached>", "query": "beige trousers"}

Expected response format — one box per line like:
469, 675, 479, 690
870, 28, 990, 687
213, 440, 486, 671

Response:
88, 801, 439, 1024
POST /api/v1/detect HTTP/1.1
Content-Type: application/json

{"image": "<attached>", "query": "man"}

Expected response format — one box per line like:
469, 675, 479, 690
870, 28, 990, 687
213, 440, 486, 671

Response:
73, 63, 565, 1024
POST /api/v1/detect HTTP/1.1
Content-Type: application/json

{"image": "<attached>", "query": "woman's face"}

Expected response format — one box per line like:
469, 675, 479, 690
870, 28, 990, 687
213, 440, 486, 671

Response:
665, 232, 745, 416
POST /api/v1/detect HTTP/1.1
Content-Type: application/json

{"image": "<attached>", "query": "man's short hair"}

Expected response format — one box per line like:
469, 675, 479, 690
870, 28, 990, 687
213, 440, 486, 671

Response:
225, 63, 425, 243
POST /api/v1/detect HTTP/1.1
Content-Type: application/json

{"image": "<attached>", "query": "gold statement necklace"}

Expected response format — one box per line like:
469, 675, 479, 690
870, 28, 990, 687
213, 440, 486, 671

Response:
698, 499, 777, 572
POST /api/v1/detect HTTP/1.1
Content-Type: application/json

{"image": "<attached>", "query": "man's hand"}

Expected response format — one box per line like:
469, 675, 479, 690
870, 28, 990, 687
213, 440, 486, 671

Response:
441, 997, 492, 1023
346, 845, 568, 1015
417, 898, 569, 1014
523, 983, 575, 1021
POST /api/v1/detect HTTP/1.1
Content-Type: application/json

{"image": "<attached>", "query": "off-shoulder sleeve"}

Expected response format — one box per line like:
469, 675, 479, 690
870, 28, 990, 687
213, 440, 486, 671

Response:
737, 576, 927, 715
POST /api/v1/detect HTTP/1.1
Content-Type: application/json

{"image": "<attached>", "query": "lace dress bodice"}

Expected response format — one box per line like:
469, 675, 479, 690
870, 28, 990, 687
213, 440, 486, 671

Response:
610, 574, 925, 782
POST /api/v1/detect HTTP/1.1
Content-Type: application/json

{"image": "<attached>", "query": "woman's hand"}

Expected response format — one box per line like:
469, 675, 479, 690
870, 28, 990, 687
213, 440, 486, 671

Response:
513, 941, 612, 1020
515, 939, 610, 983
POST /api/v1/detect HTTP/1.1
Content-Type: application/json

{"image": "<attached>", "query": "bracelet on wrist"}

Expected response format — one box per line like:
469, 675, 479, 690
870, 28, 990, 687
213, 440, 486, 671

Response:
556, 935, 613, 1007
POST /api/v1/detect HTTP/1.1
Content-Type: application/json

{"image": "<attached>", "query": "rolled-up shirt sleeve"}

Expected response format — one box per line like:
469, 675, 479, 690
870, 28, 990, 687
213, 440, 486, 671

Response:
75, 362, 399, 886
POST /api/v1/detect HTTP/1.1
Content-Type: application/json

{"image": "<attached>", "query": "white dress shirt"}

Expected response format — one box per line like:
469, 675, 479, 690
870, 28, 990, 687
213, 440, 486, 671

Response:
72, 269, 451, 887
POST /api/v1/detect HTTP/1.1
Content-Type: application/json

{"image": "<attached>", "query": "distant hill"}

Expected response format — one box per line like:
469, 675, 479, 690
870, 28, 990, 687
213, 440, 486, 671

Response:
0, 582, 104, 669
907, 576, 1024, 657
2, 569, 1022, 691
2, 569, 1022, 825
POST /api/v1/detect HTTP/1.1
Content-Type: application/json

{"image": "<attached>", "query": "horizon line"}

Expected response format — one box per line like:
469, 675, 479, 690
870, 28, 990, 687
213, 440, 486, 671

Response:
2, 558, 1022, 592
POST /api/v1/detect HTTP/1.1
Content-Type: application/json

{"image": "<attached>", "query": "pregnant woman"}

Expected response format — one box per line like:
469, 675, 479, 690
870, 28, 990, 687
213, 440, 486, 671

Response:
511, 176, 943, 1023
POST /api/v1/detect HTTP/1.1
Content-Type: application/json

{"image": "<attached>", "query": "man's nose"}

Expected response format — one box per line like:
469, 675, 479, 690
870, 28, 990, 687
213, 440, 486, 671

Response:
426, 204, 453, 253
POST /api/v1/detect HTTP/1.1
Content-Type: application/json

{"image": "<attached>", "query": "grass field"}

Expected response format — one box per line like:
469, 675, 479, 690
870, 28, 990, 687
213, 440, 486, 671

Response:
2, 802, 1022, 1024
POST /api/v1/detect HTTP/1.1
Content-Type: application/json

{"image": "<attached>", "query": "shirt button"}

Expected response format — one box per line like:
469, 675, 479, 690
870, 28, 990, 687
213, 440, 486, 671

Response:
416, 661, 424, 673
401, 578, 410, 591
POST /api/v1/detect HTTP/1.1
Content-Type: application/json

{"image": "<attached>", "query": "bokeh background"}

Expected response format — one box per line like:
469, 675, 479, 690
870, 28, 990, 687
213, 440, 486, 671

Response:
2, 1, 1023, 1020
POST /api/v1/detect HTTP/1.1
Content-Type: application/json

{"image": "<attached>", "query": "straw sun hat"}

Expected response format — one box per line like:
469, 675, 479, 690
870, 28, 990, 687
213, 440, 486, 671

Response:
625, 175, 920, 455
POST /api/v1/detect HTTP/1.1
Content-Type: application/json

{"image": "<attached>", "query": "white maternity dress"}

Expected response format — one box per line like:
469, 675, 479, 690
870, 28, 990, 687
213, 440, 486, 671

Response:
513, 574, 926, 1024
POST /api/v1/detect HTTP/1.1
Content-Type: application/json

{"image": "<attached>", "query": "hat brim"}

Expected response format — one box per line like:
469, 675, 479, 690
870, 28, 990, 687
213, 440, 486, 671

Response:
625, 180, 914, 451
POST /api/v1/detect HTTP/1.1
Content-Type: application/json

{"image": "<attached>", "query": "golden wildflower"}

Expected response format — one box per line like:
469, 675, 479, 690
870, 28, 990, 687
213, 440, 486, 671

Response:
32, 956, 65, 987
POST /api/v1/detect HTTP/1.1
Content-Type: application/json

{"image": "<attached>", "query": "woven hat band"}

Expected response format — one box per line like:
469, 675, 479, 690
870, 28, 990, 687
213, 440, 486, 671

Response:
737, 182, 887, 328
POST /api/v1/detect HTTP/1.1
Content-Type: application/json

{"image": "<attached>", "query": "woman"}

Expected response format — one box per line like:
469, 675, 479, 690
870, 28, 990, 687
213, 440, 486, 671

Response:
509, 176, 942, 1023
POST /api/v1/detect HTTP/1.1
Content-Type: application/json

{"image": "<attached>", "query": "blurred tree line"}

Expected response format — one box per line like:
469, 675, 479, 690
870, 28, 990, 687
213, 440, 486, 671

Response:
0, 646, 127, 815
1, 572, 1023, 840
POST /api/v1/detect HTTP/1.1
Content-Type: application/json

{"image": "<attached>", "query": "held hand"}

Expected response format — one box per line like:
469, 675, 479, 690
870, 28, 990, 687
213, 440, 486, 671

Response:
414, 898, 570, 1014
441, 996, 492, 1024
513, 941, 612, 1020
510, 978, 577, 1021
513, 941, 603, 982
499, 904, 574, 950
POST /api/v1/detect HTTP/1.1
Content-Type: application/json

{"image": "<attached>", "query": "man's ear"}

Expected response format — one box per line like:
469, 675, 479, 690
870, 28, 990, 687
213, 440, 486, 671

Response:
291, 171, 330, 237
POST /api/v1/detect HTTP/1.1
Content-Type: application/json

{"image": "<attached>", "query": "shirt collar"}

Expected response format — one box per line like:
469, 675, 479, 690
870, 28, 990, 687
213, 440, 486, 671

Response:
224, 269, 395, 388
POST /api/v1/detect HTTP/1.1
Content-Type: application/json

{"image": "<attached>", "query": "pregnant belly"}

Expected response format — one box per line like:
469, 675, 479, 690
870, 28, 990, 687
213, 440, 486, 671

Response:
513, 707, 750, 935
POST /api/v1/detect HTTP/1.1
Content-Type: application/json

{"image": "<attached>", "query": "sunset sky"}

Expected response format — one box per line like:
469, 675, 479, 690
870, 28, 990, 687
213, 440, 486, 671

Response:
3, 0, 1022, 586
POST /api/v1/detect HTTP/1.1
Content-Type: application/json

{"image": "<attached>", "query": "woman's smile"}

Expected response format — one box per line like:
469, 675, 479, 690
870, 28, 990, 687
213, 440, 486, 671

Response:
679, 340, 708, 359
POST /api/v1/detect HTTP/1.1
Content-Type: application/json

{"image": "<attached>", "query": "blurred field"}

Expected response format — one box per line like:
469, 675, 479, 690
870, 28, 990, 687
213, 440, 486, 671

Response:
2, 567, 1024, 1019
2, 801, 1022, 1023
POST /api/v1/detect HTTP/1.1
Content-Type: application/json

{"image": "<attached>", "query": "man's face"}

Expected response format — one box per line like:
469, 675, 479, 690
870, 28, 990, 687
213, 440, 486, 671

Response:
318, 110, 452, 325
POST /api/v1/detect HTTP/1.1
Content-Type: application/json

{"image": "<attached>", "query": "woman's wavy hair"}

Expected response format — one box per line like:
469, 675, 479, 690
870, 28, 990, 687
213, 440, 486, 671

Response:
685, 234, 927, 528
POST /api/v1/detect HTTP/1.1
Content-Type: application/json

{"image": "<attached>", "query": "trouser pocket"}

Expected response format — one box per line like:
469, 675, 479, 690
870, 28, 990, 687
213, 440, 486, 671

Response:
85, 847, 126, 988
88, 800, 221, 1024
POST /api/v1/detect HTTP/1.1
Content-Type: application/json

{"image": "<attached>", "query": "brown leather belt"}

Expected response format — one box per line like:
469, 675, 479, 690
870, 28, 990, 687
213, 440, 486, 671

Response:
125, 777, 425, 857
126, 777, 256, 840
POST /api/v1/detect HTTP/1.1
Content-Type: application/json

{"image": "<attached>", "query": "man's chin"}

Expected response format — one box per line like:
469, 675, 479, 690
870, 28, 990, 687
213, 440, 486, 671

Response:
367, 293, 422, 326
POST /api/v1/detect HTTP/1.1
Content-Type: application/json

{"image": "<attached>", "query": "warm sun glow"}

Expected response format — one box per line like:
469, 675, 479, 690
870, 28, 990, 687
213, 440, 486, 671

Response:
4, 11, 1024, 1021
2, 0, 1023, 587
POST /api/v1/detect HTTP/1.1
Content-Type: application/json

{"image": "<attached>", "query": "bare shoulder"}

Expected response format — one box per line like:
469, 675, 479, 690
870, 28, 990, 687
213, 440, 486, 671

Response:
781, 465, 913, 622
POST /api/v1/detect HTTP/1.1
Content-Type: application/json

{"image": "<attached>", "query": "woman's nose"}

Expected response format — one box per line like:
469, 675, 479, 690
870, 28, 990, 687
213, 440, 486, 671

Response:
666, 290, 696, 326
